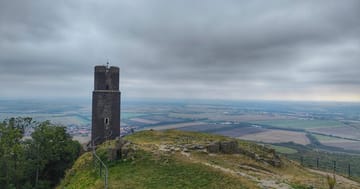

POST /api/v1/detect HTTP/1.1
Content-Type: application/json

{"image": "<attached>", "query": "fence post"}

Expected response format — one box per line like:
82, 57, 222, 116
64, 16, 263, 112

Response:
100, 163, 102, 176
348, 164, 351, 177
316, 157, 319, 169
333, 161, 336, 173
300, 156, 303, 166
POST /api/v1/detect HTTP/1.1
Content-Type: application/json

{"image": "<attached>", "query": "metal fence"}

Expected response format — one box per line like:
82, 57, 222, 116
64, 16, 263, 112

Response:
284, 154, 360, 179
91, 138, 109, 189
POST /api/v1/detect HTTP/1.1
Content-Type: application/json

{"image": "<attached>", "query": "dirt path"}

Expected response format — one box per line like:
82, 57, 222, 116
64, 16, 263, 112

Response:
153, 144, 360, 189
308, 168, 360, 188
202, 162, 291, 189
156, 143, 291, 189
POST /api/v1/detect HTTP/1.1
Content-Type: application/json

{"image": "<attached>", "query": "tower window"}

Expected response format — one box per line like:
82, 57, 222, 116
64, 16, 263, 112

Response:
104, 117, 110, 125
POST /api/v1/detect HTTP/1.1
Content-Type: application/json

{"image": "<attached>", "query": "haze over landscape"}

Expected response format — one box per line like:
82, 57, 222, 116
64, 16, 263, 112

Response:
2, 1, 360, 188
1, 0, 360, 101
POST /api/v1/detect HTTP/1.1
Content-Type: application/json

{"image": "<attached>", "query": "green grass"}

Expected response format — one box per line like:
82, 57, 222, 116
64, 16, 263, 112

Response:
58, 148, 252, 189
251, 119, 343, 130
270, 145, 298, 154
108, 151, 250, 189
58, 130, 359, 189
58, 153, 101, 189
125, 129, 229, 144
58, 130, 257, 189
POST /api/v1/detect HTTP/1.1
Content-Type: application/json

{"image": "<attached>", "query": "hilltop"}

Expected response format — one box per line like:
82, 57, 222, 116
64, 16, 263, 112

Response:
58, 130, 360, 189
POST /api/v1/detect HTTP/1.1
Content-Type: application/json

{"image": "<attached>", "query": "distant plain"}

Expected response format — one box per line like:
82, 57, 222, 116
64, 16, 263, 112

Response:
1, 99, 360, 153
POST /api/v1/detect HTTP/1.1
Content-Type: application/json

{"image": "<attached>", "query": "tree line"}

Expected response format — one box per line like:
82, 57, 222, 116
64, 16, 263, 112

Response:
0, 117, 81, 189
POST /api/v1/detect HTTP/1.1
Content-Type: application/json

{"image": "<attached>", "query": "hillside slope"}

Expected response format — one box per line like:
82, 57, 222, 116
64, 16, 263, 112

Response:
58, 130, 360, 189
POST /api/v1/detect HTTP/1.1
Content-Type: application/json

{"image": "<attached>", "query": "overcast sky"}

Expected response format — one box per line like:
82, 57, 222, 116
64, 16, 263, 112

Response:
0, 0, 359, 102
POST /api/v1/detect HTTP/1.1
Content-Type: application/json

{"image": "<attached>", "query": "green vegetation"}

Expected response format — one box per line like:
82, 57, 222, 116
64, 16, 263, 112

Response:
313, 134, 338, 141
0, 117, 81, 189
251, 119, 343, 130
270, 145, 298, 154
125, 129, 229, 144
59, 132, 253, 189
59, 130, 359, 189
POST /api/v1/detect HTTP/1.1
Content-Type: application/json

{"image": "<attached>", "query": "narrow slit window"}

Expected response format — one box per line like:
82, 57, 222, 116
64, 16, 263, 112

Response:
104, 117, 110, 125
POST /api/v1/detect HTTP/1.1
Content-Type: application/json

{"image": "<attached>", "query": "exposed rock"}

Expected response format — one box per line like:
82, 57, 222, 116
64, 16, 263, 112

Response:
189, 144, 205, 150
121, 146, 136, 160
219, 140, 238, 154
106, 139, 136, 161
206, 140, 239, 154
254, 153, 261, 161
113, 139, 124, 150
264, 156, 282, 167
107, 148, 121, 161
183, 148, 190, 153
106, 139, 125, 161
206, 142, 220, 153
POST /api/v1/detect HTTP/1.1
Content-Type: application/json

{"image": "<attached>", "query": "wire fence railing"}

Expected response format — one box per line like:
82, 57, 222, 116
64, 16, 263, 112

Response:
91, 138, 109, 189
284, 154, 360, 179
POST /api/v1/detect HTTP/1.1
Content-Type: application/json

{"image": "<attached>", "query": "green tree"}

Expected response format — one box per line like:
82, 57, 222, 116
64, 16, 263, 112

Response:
30, 121, 81, 188
0, 117, 34, 188
0, 117, 81, 189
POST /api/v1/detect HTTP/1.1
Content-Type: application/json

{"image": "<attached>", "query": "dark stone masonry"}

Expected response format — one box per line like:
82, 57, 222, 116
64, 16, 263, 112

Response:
91, 64, 121, 145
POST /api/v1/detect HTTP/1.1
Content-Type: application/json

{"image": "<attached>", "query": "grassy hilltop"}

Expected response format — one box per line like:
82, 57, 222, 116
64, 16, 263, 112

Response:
58, 130, 360, 189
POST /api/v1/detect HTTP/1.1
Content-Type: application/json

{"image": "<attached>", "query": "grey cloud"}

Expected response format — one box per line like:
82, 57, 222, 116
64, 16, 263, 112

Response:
0, 0, 359, 101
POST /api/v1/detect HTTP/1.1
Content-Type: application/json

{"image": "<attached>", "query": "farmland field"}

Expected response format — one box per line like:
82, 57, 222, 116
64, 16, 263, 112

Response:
168, 112, 289, 122
176, 124, 234, 132
129, 118, 160, 124
309, 126, 360, 140
313, 134, 360, 151
143, 122, 207, 131
313, 134, 337, 141
122, 112, 145, 119
320, 141, 360, 151
239, 129, 310, 145
270, 145, 298, 154
1, 99, 360, 154
250, 119, 344, 130
212, 126, 265, 137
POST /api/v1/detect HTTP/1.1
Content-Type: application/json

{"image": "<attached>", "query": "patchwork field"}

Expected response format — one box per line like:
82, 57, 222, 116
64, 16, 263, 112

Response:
130, 118, 160, 124
169, 112, 289, 122
121, 112, 145, 119
143, 122, 207, 131
309, 126, 360, 140
322, 141, 360, 151
176, 124, 227, 132
313, 134, 360, 151
251, 119, 344, 130
212, 127, 265, 137
239, 129, 310, 145
270, 145, 298, 154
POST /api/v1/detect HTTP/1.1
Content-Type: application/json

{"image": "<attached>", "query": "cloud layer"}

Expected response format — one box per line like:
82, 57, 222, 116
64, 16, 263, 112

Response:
1, 0, 359, 101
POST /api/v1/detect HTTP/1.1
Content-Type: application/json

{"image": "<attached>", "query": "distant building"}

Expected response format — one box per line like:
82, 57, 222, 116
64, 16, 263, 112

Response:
91, 64, 121, 145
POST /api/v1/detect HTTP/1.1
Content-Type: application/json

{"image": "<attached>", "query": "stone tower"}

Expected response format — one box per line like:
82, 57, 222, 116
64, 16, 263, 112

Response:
91, 64, 121, 145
